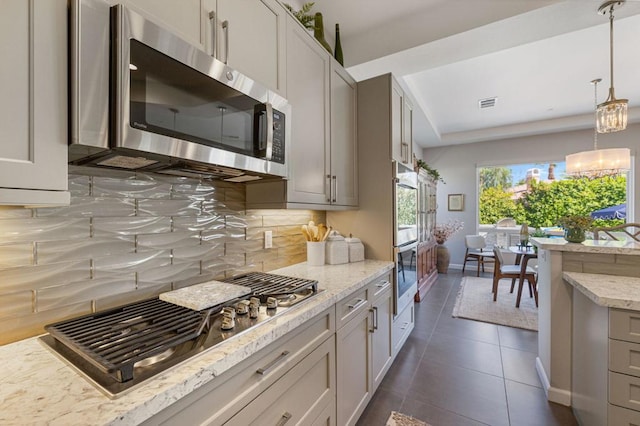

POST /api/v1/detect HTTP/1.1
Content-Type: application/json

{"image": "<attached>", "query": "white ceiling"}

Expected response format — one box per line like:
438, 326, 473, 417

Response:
290, 0, 640, 148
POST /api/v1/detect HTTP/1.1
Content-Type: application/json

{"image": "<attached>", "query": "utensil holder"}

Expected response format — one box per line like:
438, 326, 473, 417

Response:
307, 241, 326, 265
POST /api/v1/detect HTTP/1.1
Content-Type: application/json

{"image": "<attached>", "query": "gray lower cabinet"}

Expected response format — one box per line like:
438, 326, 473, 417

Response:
336, 274, 393, 426
141, 307, 335, 426
392, 300, 415, 357
572, 288, 640, 425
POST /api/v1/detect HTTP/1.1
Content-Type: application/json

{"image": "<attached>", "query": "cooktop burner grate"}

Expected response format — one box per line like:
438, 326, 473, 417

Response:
44, 298, 207, 382
226, 272, 318, 301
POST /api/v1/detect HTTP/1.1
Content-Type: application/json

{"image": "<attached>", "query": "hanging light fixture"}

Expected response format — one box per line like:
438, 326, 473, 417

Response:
566, 79, 630, 177
596, 0, 628, 133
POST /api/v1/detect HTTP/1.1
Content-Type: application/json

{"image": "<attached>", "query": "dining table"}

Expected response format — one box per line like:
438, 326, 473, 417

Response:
508, 245, 538, 300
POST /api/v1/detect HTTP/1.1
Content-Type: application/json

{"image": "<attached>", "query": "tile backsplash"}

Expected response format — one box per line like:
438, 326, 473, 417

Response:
0, 166, 325, 344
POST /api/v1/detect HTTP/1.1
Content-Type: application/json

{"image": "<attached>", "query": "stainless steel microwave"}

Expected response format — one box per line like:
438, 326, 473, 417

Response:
70, 0, 290, 180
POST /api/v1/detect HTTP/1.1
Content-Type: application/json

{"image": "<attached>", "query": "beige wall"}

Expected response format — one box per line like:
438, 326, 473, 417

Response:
0, 166, 324, 344
423, 123, 640, 266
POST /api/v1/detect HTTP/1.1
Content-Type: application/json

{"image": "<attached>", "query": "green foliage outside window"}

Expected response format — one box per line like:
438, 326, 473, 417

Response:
479, 175, 626, 228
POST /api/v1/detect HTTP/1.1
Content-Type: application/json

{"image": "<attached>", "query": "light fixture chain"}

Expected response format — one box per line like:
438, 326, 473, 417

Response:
609, 5, 615, 94
593, 79, 599, 150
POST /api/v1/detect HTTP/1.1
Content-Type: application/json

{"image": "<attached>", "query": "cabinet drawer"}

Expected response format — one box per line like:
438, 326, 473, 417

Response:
143, 307, 335, 426
610, 309, 640, 344
608, 403, 640, 425
609, 371, 640, 412
369, 274, 392, 301
336, 287, 369, 330
610, 339, 640, 378
392, 302, 414, 356
225, 336, 335, 426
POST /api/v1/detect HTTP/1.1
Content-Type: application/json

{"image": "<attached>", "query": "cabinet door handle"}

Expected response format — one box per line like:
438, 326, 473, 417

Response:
276, 412, 292, 426
400, 322, 409, 330
256, 350, 290, 375
332, 175, 337, 203
369, 306, 378, 332
347, 298, 366, 310
222, 20, 229, 64
326, 174, 332, 202
208, 11, 216, 58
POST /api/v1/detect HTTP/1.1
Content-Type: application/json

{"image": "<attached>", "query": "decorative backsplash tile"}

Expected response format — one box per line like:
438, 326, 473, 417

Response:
0, 166, 325, 344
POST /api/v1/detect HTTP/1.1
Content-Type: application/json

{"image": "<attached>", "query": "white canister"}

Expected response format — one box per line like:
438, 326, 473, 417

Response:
345, 236, 365, 262
325, 231, 348, 265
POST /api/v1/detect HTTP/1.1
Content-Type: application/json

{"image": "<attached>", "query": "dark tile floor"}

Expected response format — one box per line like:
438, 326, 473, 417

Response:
356, 271, 578, 426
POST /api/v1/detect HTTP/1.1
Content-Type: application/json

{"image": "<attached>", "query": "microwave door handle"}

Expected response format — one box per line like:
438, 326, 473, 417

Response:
265, 103, 273, 160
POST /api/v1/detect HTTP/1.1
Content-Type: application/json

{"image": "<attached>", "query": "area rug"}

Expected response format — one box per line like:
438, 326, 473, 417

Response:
452, 276, 538, 331
386, 411, 430, 426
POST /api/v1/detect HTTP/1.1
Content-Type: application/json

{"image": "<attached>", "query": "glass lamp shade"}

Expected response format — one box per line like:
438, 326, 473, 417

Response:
596, 98, 628, 133
565, 147, 630, 176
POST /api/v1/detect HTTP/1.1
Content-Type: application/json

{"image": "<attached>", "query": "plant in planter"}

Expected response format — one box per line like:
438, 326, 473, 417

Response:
283, 2, 315, 30
416, 159, 445, 184
557, 215, 593, 243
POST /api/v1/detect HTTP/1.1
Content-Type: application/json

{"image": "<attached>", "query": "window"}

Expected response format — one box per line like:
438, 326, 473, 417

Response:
478, 161, 628, 229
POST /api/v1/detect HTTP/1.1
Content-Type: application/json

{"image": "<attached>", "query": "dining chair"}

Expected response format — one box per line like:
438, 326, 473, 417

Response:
462, 235, 495, 277
492, 247, 538, 308
593, 223, 640, 242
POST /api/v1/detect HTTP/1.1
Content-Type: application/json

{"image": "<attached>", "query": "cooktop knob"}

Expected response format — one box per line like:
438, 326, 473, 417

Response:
250, 297, 261, 306
221, 311, 235, 330
222, 306, 236, 319
266, 297, 278, 309
235, 300, 250, 315
249, 304, 259, 319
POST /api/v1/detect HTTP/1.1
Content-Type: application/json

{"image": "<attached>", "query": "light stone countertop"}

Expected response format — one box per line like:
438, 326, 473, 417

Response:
531, 237, 640, 255
0, 260, 393, 426
563, 271, 640, 310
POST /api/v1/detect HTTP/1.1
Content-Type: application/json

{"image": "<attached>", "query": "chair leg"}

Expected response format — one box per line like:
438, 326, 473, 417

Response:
462, 250, 468, 273
516, 279, 525, 308
528, 281, 533, 298
510, 278, 516, 293
476, 258, 481, 277
492, 276, 499, 301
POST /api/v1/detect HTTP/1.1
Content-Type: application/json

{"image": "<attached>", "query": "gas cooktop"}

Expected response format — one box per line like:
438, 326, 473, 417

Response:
39, 272, 320, 398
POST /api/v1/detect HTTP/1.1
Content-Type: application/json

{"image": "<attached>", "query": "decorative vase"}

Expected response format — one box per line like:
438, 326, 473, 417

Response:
564, 227, 586, 243
436, 243, 450, 274
334, 23, 343, 65
313, 13, 332, 54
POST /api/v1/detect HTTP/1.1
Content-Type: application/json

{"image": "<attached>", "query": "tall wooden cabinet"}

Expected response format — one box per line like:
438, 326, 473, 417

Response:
0, 0, 69, 206
415, 169, 438, 302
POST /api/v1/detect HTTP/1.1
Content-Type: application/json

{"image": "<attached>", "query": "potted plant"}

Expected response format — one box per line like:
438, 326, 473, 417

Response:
283, 2, 315, 30
416, 159, 445, 184
557, 215, 593, 243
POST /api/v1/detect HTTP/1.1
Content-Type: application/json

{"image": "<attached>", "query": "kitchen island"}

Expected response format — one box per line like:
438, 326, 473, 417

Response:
0, 260, 393, 425
532, 237, 640, 409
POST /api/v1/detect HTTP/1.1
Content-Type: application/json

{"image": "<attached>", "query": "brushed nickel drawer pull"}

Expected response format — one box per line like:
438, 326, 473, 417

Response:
347, 298, 366, 310
256, 351, 290, 375
276, 412, 292, 426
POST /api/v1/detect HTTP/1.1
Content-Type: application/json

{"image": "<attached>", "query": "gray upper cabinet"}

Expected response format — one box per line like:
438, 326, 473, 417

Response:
246, 13, 358, 209
0, 0, 69, 206
206, 0, 286, 96
390, 79, 413, 166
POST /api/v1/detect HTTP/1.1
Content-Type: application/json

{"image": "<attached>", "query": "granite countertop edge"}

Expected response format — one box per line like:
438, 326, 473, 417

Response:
531, 237, 640, 255
0, 260, 394, 426
563, 271, 640, 310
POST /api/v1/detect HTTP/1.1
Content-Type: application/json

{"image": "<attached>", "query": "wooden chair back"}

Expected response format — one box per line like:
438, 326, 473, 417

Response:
593, 223, 640, 242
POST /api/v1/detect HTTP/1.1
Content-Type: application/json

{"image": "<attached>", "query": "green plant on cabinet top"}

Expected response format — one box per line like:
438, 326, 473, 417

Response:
416, 159, 445, 184
283, 2, 315, 29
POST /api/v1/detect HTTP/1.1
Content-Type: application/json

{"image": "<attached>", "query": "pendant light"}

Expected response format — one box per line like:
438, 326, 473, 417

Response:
596, 0, 628, 133
565, 79, 630, 177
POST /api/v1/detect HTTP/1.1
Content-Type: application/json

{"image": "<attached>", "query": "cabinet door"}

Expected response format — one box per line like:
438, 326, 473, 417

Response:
214, 0, 286, 95
124, 0, 204, 49
0, 0, 69, 205
285, 17, 331, 205
402, 97, 413, 166
391, 79, 404, 164
330, 63, 358, 206
371, 286, 393, 392
336, 307, 371, 426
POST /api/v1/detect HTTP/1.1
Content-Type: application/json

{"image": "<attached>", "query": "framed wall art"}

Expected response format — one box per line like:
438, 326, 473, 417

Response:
448, 194, 464, 211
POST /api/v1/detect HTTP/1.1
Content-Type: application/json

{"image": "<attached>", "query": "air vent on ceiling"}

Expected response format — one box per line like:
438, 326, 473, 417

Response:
478, 97, 497, 109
